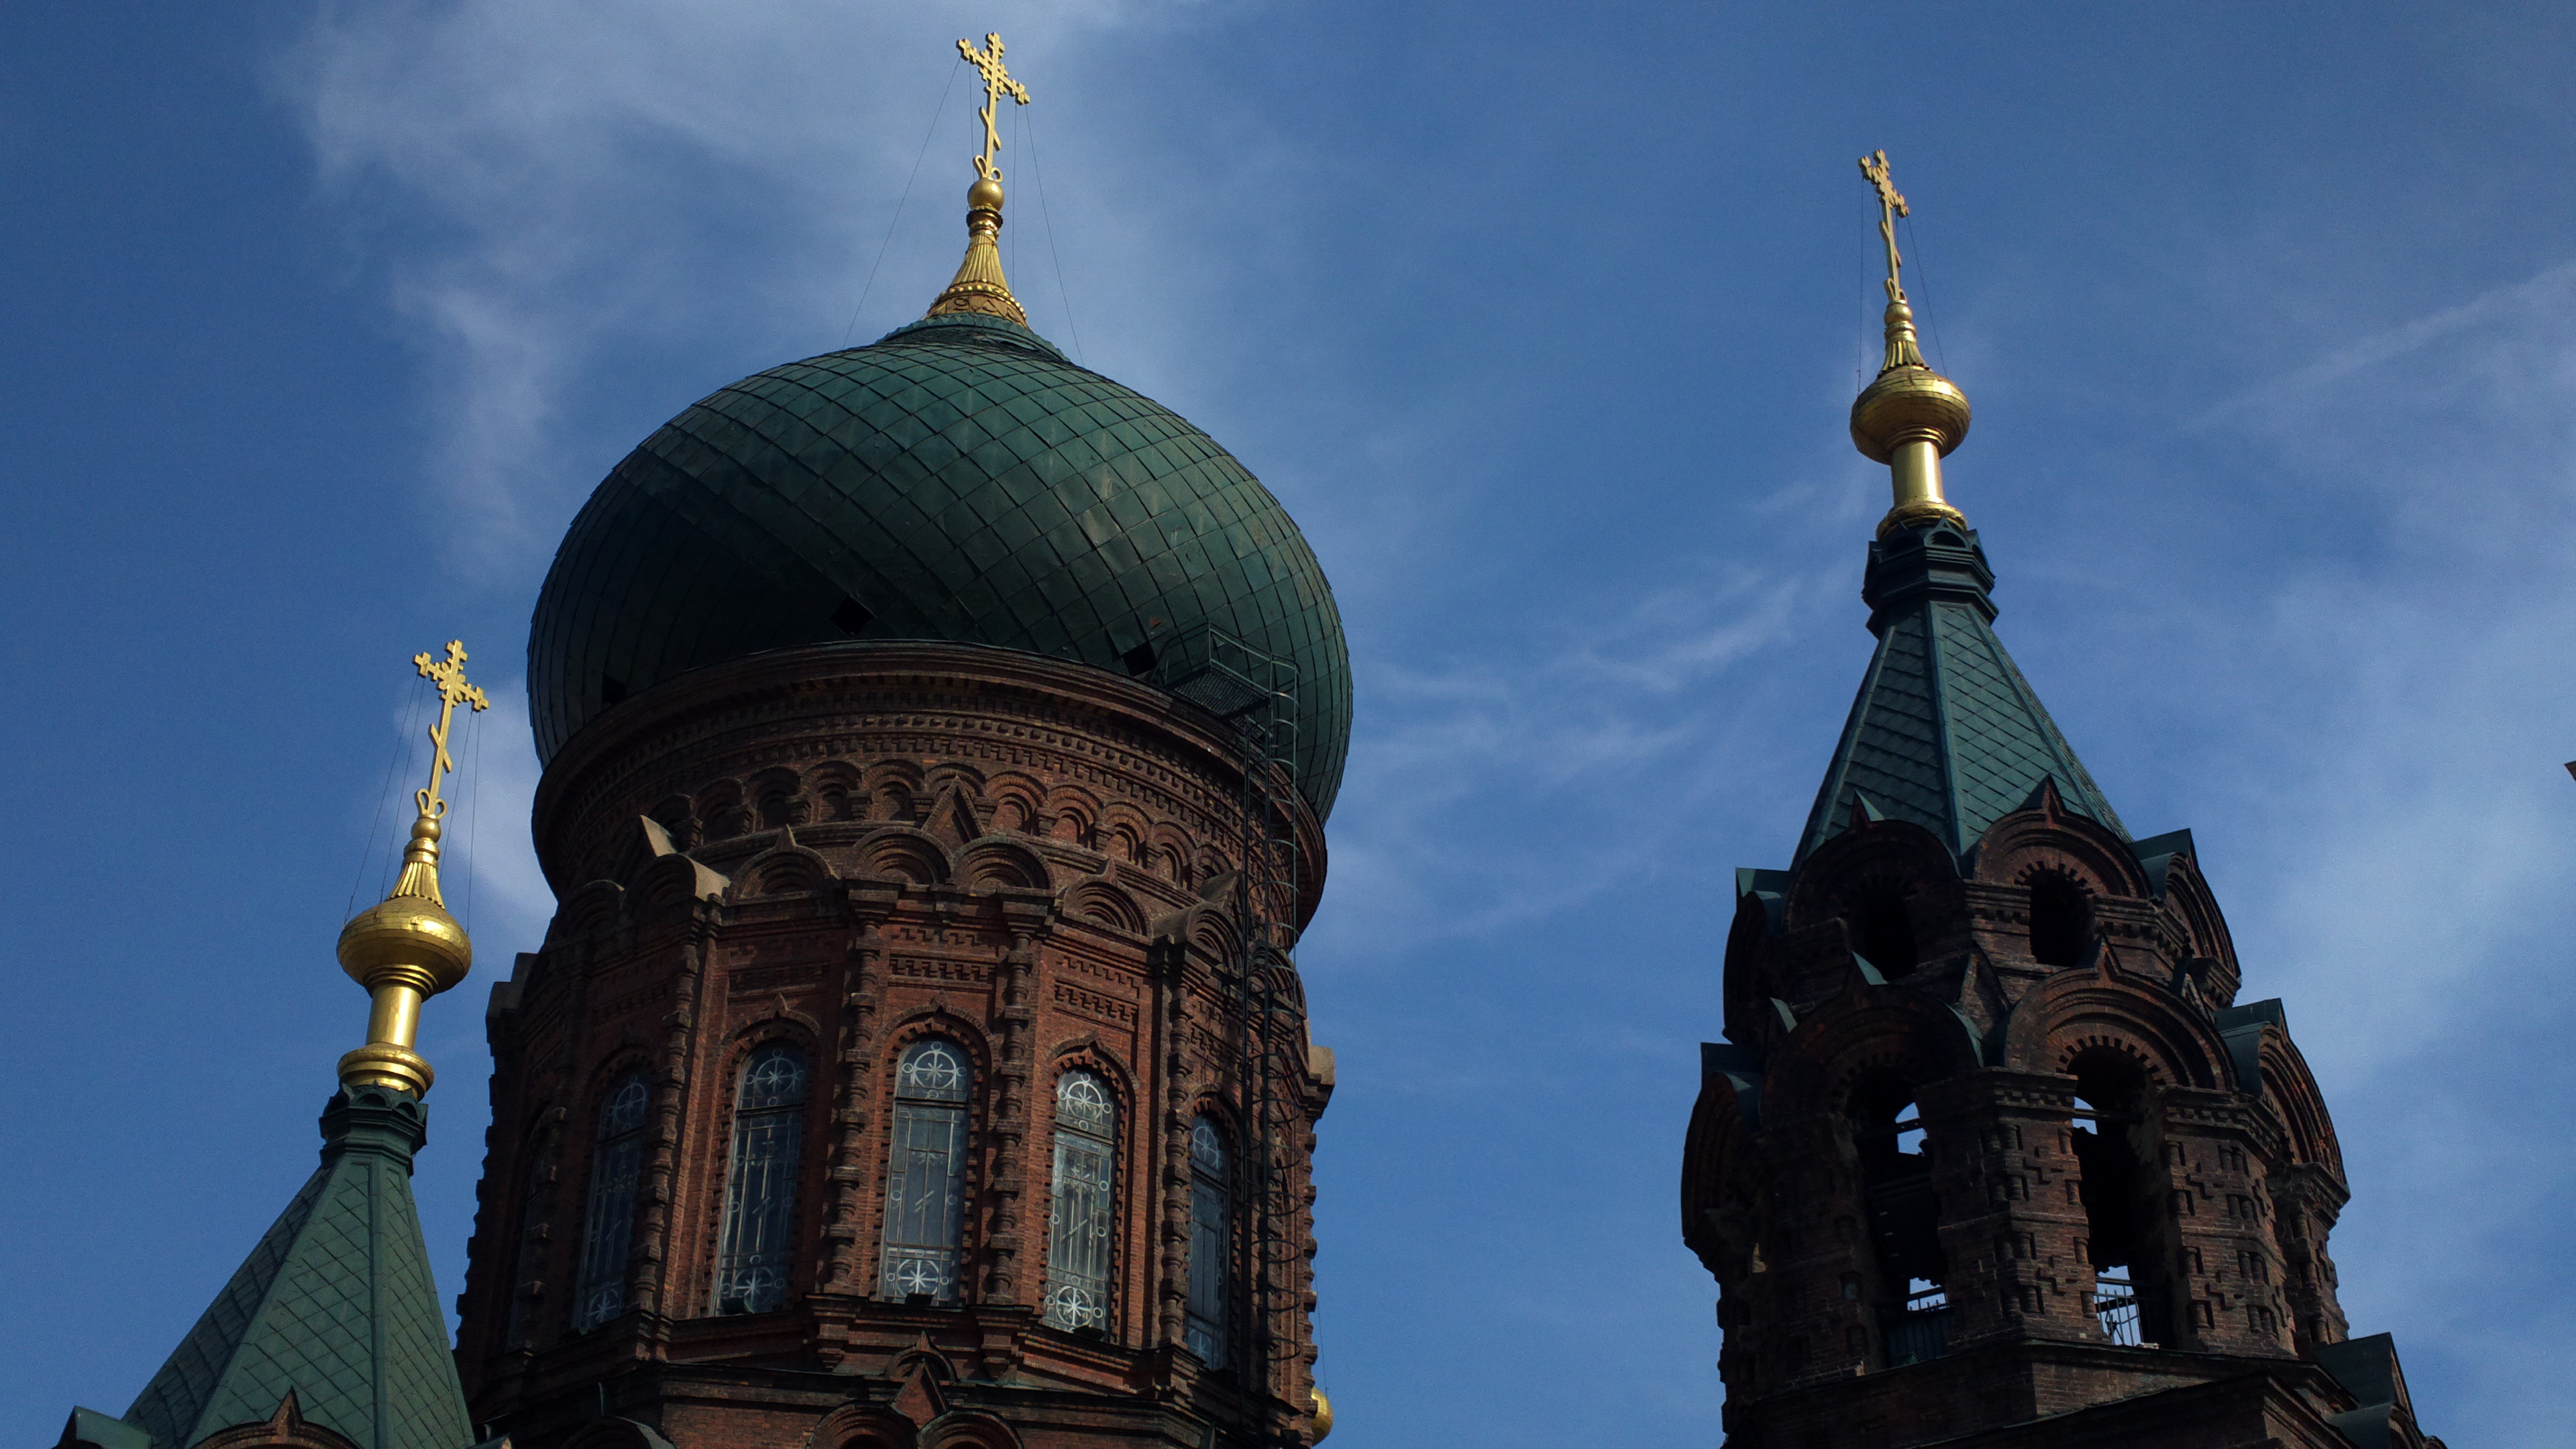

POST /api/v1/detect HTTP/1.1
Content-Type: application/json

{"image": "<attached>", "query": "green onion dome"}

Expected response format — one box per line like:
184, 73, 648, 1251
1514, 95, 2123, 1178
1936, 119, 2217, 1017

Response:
527, 311, 1353, 818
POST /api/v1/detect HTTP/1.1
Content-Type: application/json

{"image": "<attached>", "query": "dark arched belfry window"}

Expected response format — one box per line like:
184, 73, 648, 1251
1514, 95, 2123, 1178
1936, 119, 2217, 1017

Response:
1851, 1073, 1949, 1364
1185, 1116, 1231, 1362
879, 1038, 973, 1303
2070, 1049, 2164, 1345
713, 1042, 809, 1315
1044, 1069, 1118, 1331
572, 1071, 651, 1332
1852, 886, 1920, 978
2030, 873, 2092, 967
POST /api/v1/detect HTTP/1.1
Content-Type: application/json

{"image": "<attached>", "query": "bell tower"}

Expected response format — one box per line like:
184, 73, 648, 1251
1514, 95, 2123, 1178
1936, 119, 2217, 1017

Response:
1677, 154, 2443, 1449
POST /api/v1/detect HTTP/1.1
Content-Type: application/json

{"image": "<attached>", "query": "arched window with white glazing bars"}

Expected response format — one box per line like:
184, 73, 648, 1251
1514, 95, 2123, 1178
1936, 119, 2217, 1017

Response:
1185, 1116, 1231, 1362
1043, 1069, 1118, 1331
712, 1042, 809, 1315
879, 1038, 974, 1303
572, 1071, 651, 1332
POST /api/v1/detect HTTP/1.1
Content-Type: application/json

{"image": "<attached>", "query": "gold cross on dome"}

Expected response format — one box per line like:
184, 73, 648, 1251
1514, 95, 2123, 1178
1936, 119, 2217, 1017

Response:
411, 639, 490, 820
957, 32, 1031, 182
1860, 149, 1910, 303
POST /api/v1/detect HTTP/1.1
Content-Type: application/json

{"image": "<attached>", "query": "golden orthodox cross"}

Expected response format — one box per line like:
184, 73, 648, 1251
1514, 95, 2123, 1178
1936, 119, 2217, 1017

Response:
1860, 149, 1909, 303
411, 639, 490, 820
957, 32, 1031, 182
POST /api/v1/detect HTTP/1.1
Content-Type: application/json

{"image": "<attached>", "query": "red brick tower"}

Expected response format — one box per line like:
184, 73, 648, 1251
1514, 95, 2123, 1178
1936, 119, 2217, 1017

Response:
449, 56, 1349, 1449
1676, 156, 2443, 1449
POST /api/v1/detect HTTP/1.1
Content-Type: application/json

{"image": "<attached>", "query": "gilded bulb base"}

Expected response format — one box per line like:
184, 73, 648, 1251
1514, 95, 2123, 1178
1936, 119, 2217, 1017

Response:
339, 1042, 435, 1098
1876, 498, 1971, 540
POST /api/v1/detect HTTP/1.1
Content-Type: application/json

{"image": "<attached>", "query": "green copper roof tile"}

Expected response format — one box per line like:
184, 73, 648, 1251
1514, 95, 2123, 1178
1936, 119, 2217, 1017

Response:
123, 1090, 472, 1449
529, 311, 1350, 815
1798, 528, 2124, 865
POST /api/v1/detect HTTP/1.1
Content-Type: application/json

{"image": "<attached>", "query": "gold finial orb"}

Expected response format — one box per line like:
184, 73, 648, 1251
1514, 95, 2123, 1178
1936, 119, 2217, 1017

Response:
337, 857, 473, 999
1310, 1387, 1334, 1442
968, 174, 1005, 213
1850, 356, 1972, 465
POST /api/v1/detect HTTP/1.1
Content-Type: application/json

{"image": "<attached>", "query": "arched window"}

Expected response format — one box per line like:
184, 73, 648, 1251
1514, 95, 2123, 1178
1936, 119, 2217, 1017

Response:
572, 1072, 651, 1332
1043, 1069, 1118, 1332
2030, 873, 2092, 967
1849, 1073, 1949, 1364
2069, 1049, 2163, 1344
879, 1038, 974, 1303
1185, 1117, 1231, 1363
1851, 885, 1919, 977
713, 1042, 809, 1315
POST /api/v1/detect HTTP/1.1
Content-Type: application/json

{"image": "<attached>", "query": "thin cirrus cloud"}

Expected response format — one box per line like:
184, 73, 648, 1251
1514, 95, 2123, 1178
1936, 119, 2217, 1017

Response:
278, 1, 1159, 575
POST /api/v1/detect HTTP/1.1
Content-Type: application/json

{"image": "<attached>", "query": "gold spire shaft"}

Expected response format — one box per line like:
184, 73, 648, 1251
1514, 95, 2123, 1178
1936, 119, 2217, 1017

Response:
924, 34, 1033, 327
1849, 151, 1970, 538
336, 641, 487, 1097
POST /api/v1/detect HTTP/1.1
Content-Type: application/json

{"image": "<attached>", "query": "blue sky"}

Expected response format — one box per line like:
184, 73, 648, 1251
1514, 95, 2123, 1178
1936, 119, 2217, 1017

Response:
6, 3, 2573, 1443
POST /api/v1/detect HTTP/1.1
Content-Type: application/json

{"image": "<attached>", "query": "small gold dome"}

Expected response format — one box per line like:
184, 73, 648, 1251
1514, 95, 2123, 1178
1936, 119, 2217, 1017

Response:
1850, 364, 1971, 466
337, 816, 472, 995
337, 894, 472, 994
968, 175, 1005, 212
1310, 1386, 1334, 1442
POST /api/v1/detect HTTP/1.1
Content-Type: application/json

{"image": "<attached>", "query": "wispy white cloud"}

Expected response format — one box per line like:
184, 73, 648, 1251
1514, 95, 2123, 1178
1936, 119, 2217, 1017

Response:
280, 1, 1159, 575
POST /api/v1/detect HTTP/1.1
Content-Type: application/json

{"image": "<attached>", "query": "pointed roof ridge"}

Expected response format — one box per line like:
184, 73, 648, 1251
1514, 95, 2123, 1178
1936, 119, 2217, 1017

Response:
1794, 527, 2125, 865
122, 1088, 473, 1449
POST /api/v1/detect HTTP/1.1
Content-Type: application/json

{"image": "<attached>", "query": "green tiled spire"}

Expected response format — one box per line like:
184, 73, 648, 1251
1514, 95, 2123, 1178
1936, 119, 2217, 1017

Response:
1796, 525, 2124, 865
119, 1087, 473, 1449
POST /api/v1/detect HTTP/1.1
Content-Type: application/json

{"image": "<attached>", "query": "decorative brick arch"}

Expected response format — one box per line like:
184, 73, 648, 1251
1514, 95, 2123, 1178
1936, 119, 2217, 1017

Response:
736, 841, 837, 898
2000, 969, 2231, 1089
1972, 788, 2153, 900
2257, 1027, 2343, 1175
553, 877, 626, 945
855, 828, 953, 886
1763, 986, 1983, 1125
920, 1411, 1024, 1449
189, 1395, 360, 1449
1783, 816, 1958, 936
630, 849, 726, 918
1059, 875, 1147, 935
956, 837, 1049, 891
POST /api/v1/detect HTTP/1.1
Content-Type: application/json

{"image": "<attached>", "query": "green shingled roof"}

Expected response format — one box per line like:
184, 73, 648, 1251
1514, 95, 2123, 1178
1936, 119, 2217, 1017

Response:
527, 311, 1354, 818
1796, 525, 2125, 864
123, 1088, 472, 1449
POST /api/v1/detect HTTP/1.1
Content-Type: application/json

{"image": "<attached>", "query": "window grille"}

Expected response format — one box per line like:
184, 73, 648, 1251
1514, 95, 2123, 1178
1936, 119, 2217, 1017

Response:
572, 1072, 651, 1331
1185, 1117, 1230, 1362
713, 1043, 809, 1315
2094, 1265, 2142, 1345
1883, 1280, 1953, 1366
1043, 1070, 1118, 1332
879, 1039, 973, 1303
